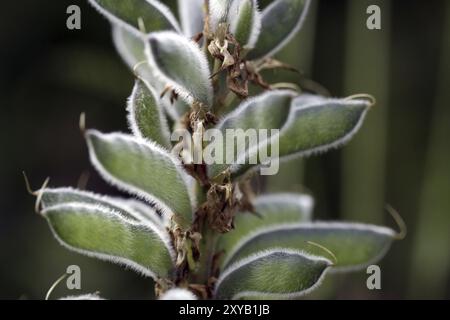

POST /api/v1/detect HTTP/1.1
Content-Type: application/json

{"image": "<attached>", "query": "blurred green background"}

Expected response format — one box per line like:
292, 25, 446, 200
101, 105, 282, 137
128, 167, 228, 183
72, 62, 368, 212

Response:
0, 0, 449, 299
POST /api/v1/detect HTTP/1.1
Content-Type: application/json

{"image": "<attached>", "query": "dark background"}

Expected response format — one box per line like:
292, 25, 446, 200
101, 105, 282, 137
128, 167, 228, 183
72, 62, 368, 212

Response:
1, 0, 449, 299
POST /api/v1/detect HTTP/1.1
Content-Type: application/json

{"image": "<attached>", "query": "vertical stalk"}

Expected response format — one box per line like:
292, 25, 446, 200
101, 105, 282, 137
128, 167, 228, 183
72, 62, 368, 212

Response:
407, 0, 450, 299
197, 225, 219, 284
341, 0, 391, 225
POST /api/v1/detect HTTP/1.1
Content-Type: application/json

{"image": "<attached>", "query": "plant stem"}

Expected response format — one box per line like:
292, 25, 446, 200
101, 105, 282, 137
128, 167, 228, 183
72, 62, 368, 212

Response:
197, 225, 219, 285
